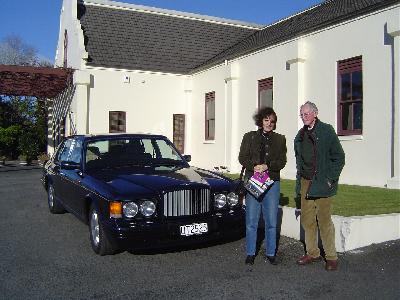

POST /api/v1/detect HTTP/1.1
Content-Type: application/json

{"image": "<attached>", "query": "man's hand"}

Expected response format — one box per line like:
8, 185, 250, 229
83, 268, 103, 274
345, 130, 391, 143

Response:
295, 208, 301, 220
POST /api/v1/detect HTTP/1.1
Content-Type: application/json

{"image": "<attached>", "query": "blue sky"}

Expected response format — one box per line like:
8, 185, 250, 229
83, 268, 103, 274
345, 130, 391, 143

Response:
0, 0, 323, 63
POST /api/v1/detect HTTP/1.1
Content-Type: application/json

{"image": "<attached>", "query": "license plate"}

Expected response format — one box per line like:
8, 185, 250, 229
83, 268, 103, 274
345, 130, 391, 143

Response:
180, 223, 208, 236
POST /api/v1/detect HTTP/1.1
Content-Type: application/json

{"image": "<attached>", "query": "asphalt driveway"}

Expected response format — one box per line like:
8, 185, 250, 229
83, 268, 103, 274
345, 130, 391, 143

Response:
0, 165, 399, 299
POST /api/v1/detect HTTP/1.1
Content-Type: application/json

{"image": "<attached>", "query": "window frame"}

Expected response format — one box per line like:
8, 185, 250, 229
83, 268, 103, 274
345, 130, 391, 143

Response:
109, 111, 126, 133
205, 91, 215, 141
337, 56, 363, 136
63, 30, 68, 68
258, 77, 273, 109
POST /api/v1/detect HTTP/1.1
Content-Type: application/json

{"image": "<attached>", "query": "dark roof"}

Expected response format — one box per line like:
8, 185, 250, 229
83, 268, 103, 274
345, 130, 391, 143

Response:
0, 65, 73, 98
78, 2, 260, 74
194, 0, 399, 73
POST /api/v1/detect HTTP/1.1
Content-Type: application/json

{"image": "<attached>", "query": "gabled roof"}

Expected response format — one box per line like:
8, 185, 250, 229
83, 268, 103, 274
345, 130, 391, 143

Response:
78, 0, 261, 74
194, 0, 399, 73
77, 0, 398, 75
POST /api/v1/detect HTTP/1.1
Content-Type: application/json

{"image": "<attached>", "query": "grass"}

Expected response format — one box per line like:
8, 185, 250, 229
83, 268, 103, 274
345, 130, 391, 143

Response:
225, 174, 400, 217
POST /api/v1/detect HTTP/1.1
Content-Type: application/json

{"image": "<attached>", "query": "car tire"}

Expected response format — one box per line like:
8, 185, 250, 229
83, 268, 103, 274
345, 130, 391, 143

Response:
47, 183, 65, 214
89, 204, 116, 255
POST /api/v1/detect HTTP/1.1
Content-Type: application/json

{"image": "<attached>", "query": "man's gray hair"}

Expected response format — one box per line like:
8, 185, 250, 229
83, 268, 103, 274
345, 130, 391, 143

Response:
301, 101, 318, 114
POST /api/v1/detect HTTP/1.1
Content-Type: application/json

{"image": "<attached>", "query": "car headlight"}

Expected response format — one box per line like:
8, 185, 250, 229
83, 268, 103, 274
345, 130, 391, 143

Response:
123, 202, 138, 218
214, 193, 226, 209
227, 192, 239, 207
140, 200, 156, 217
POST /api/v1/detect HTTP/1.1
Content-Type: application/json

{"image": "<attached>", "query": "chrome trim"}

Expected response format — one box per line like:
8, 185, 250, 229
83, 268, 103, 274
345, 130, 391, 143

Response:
163, 189, 210, 217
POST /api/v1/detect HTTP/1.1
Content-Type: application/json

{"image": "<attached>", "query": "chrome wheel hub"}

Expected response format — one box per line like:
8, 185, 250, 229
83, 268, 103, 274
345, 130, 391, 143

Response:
90, 210, 100, 247
48, 186, 54, 207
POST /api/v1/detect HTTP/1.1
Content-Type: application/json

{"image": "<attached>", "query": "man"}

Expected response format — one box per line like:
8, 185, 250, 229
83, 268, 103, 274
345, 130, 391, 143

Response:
294, 101, 345, 271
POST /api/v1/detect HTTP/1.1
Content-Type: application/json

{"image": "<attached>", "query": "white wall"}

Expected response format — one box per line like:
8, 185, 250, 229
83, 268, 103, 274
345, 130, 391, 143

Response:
229, 40, 304, 179
56, 1, 399, 188
189, 6, 399, 188
85, 68, 186, 141
55, 0, 88, 69
300, 7, 397, 187
188, 67, 228, 170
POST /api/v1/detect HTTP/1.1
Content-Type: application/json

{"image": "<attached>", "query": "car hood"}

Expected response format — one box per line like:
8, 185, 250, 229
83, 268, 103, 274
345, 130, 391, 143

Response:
86, 166, 231, 199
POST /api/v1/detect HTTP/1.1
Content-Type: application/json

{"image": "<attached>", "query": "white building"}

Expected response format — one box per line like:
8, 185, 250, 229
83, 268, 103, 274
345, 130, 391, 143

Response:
52, 0, 400, 189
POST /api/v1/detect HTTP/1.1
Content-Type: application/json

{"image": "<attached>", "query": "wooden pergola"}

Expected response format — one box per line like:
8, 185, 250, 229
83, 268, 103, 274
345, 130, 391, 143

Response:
0, 64, 73, 98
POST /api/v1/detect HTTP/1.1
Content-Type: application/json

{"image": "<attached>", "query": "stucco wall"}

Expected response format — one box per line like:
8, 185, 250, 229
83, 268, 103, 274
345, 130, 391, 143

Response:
55, 0, 88, 69
190, 6, 399, 187
55, 2, 399, 188
300, 7, 396, 187
187, 67, 228, 171
83, 68, 186, 141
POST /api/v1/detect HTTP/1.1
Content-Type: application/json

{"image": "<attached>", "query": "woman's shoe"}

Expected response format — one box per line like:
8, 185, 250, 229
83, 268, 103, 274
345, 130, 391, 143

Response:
245, 255, 255, 265
266, 255, 278, 265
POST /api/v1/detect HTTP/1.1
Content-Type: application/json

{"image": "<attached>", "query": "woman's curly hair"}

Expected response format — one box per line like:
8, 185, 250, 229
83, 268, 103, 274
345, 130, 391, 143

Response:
253, 106, 277, 130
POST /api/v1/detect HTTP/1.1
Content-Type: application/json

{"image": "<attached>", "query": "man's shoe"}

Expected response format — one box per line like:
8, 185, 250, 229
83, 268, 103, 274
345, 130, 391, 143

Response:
266, 256, 278, 265
245, 255, 255, 265
297, 255, 322, 265
325, 260, 338, 271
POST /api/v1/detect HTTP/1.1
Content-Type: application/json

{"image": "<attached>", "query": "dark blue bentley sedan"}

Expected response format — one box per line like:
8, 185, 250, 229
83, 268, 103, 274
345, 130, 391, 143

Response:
42, 134, 244, 255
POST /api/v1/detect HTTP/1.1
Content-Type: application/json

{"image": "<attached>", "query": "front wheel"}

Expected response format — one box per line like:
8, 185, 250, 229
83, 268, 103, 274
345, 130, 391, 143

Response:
47, 183, 65, 214
89, 204, 116, 255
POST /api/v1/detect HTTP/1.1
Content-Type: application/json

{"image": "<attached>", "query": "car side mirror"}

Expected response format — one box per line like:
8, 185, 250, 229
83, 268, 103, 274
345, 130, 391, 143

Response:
183, 155, 191, 162
60, 161, 81, 170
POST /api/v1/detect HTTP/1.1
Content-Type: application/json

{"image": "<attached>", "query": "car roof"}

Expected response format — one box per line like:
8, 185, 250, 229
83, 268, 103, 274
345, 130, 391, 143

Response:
67, 133, 168, 141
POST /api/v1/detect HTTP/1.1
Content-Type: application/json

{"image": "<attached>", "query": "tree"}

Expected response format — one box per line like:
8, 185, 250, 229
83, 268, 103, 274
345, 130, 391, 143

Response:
0, 125, 21, 164
0, 35, 51, 163
19, 125, 40, 165
0, 35, 38, 66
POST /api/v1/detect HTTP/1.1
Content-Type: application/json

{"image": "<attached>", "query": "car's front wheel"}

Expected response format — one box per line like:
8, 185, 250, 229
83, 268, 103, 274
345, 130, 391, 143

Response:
47, 183, 65, 214
89, 204, 116, 255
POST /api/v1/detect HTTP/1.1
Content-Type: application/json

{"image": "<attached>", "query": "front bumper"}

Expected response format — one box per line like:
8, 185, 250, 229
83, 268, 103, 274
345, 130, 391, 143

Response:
102, 208, 245, 250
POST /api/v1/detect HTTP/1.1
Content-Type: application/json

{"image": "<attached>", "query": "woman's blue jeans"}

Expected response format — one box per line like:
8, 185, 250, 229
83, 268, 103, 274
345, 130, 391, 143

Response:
245, 181, 280, 257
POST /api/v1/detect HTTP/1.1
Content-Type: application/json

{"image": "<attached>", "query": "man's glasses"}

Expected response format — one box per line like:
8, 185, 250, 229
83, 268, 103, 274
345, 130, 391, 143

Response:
299, 112, 313, 118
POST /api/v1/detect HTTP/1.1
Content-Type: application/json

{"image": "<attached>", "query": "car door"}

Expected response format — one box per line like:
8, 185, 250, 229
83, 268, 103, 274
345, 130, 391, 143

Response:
49, 141, 67, 204
57, 138, 86, 217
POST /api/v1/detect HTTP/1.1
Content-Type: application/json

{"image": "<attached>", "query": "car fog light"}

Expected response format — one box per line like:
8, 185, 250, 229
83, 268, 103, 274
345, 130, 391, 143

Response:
214, 194, 226, 209
227, 192, 239, 207
140, 200, 156, 217
123, 202, 138, 218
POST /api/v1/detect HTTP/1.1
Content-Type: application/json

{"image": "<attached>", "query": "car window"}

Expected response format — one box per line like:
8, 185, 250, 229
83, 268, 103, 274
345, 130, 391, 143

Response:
58, 139, 82, 163
69, 140, 82, 163
155, 139, 180, 160
85, 137, 184, 170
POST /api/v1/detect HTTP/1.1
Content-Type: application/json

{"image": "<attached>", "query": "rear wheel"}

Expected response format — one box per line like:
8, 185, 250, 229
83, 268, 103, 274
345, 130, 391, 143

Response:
47, 183, 65, 214
89, 204, 116, 255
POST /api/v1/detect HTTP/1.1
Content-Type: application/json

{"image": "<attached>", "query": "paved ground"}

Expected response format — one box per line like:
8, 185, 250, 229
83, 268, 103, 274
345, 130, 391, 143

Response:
0, 165, 399, 299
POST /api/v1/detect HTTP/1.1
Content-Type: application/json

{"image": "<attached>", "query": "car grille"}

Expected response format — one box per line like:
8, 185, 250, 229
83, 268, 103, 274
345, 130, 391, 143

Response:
163, 189, 210, 217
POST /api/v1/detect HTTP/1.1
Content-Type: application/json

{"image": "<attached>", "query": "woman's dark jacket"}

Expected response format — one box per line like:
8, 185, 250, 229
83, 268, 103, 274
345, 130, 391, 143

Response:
294, 119, 345, 198
238, 129, 287, 181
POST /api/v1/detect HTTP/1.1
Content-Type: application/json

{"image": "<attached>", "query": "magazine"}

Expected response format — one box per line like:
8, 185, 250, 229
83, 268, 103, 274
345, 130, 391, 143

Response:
244, 171, 274, 198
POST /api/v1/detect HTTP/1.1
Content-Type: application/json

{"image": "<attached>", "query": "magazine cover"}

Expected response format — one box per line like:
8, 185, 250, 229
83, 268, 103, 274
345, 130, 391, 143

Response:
245, 171, 274, 198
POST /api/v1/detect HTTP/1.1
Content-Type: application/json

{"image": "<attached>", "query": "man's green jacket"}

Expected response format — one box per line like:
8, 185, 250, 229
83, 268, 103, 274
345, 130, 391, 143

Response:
294, 119, 345, 198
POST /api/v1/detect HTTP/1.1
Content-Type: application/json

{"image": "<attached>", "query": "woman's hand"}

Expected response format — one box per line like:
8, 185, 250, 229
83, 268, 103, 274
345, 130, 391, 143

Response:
254, 164, 268, 173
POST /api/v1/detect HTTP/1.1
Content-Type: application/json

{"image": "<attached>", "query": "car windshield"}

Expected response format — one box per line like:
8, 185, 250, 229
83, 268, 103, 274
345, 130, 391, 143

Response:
85, 137, 185, 170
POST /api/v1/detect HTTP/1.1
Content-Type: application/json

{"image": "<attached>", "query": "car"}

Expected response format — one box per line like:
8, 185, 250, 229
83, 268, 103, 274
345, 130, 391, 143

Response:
42, 133, 245, 255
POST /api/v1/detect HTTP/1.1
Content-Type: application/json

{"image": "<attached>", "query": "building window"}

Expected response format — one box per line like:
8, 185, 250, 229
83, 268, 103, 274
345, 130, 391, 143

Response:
205, 91, 215, 140
109, 111, 126, 133
63, 30, 68, 68
337, 56, 363, 135
258, 77, 273, 108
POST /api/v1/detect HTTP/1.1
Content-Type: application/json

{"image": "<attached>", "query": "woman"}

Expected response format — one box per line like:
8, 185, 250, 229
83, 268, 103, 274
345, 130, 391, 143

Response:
238, 107, 287, 265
